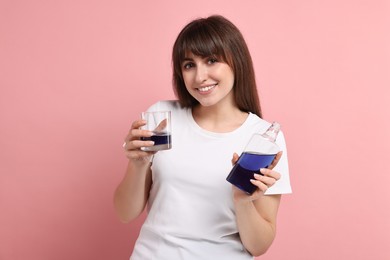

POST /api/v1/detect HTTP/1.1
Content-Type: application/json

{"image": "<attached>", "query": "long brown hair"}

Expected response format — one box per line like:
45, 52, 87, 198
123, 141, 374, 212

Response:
172, 15, 262, 118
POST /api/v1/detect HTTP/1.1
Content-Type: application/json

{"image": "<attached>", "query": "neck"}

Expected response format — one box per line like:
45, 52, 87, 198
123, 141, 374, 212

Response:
192, 104, 248, 133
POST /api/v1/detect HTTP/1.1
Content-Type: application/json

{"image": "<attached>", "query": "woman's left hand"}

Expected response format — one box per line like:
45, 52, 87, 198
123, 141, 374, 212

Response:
231, 152, 282, 202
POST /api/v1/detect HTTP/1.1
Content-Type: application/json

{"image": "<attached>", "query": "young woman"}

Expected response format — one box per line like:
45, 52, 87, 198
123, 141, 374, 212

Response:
114, 15, 292, 259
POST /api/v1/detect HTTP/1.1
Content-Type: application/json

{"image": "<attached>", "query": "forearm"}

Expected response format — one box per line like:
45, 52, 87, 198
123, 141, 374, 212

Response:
234, 196, 280, 256
114, 160, 152, 223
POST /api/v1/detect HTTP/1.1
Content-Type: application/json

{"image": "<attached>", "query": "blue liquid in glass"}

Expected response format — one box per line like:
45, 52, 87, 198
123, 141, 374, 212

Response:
226, 152, 276, 194
141, 132, 172, 151
141, 133, 171, 145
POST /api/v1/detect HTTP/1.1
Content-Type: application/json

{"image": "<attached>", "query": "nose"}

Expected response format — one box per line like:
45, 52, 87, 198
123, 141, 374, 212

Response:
195, 64, 208, 83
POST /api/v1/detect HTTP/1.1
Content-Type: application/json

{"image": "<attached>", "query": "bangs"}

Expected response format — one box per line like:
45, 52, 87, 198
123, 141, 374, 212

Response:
177, 24, 228, 62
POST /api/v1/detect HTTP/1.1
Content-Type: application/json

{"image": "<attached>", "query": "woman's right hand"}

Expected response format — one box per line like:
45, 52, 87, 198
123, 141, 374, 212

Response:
122, 119, 156, 163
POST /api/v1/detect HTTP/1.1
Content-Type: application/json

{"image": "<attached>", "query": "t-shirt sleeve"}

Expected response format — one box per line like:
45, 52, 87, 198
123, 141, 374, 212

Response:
264, 130, 292, 195
145, 100, 177, 113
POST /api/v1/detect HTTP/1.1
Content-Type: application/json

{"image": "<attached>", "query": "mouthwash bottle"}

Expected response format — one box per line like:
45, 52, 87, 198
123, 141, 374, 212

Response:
226, 122, 281, 194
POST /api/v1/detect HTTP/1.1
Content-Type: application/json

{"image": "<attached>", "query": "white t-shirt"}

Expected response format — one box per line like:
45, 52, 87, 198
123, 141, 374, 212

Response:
130, 100, 292, 260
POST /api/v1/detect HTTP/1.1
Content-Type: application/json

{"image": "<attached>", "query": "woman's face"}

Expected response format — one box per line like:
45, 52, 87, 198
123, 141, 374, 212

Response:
181, 53, 235, 108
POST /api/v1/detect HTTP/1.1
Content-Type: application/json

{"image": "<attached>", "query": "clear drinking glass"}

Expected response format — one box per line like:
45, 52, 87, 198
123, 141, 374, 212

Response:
140, 111, 172, 151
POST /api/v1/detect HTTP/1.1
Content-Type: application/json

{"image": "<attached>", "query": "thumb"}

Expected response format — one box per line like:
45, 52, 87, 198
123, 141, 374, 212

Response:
231, 152, 240, 166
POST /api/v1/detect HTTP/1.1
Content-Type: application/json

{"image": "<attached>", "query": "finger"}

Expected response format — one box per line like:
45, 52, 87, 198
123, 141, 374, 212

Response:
259, 168, 281, 180
231, 153, 240, 166
129, 128, 154, 140
131, 119, 147, 129
254, 173, 278, 187
123, 129, 153, 144
154, 119, 167, 132
125, 140, 155, 150
268, 151, 283, 169
250, 179, 268, 193
123, 120, 149, 143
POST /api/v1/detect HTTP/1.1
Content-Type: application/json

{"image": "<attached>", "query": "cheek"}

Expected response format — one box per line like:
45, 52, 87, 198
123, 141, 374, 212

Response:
224, 73, 235, 89
228, 72, 235, 88
217, 66, 234, 85
182, 73, 193, 88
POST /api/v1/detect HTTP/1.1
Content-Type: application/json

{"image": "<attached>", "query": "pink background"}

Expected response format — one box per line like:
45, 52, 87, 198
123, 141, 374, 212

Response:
1, 0, 389, 259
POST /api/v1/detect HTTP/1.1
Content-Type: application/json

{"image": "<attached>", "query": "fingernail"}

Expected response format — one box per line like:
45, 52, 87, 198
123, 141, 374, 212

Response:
148, 141, 155, 145
254, 173, 261, 178
260, 168, 266, 174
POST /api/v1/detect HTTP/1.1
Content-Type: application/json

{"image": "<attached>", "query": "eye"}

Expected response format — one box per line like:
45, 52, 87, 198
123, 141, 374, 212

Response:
183, 62, 195, 70
208, 57, 218, 64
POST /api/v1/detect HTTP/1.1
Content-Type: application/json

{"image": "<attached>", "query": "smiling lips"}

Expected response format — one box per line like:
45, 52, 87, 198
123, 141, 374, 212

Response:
197, 84, 217, 93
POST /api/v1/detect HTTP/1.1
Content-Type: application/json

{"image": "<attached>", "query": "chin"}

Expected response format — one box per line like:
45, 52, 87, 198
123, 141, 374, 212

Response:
197, 100, 218, 107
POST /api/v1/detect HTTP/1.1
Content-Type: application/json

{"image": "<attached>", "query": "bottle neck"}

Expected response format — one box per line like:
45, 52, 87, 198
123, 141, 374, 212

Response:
261, 122, 280, 142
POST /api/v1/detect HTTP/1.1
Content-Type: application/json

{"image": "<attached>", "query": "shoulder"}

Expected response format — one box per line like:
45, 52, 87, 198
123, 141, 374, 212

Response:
146, 100, 183, 112
246, 113, 272, 132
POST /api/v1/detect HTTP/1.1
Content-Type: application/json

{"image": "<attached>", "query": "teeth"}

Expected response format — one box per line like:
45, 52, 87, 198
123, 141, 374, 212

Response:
198, 85, 216, 92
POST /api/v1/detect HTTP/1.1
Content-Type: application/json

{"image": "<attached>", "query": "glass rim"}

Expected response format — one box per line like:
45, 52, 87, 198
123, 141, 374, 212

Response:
141, 110, 171, 115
